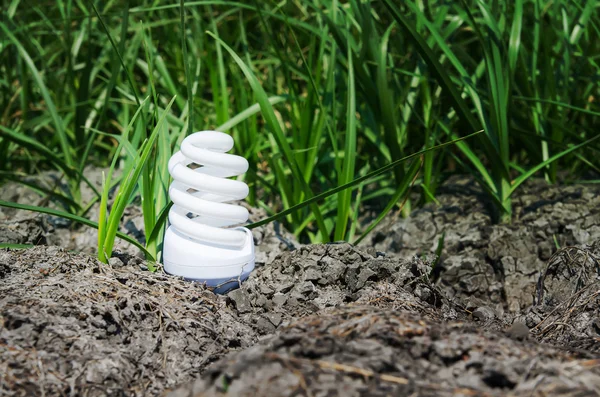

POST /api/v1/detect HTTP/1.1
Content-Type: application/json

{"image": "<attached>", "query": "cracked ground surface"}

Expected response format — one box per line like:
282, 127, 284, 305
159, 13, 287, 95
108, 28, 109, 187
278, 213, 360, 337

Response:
1, 176, 599, 396
366, 176, 600, 313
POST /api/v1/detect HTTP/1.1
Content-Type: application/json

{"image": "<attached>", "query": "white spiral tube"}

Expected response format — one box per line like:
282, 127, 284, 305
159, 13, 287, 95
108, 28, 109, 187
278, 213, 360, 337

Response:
167, 131, 250, 248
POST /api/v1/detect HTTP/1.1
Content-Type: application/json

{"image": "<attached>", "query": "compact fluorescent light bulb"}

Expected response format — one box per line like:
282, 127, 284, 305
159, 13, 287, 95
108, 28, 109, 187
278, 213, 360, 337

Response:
162, 130, 255, 293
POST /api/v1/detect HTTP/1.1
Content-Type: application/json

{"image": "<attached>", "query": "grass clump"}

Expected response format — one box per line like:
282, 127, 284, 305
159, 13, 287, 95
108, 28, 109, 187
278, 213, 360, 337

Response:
0, 1, 598, 262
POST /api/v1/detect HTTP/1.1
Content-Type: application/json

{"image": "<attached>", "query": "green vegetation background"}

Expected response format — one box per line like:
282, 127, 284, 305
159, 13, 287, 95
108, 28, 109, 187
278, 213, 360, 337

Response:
0, 0, 598, 262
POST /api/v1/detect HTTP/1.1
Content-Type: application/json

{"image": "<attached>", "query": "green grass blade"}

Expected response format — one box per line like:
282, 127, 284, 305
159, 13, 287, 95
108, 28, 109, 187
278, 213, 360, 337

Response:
101, 96, 176, 261
91, 1, 141, 108
334, 42, 356, 241
217, 96, 287, 132
147, 201, 172, 251
0, 125, 76, 178
97, 171, 109, 263
0, 243, 33, 250
207, 31, 330, 242
514, 96, 600, 117
510, 133, 600, 196
508, 0, 523, 74
0, 199, 153, 261
0, 21, 73, 167
247, 131, 482, 229
353, 158, 421, 245
179, 0, 194, 136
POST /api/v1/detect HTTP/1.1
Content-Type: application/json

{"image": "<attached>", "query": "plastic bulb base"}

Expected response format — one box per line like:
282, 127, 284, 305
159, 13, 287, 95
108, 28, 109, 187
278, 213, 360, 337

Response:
163, 226, 255, 294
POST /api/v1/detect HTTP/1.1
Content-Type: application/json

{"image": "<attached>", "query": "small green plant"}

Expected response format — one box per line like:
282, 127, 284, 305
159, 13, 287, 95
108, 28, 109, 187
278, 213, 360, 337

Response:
97, 96, 175, 264
431, 231, 446, 272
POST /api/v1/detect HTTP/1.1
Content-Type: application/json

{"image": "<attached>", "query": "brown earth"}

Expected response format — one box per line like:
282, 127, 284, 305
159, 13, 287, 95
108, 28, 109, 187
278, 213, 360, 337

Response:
1, 175, 599, 396
366, 176, 600, 314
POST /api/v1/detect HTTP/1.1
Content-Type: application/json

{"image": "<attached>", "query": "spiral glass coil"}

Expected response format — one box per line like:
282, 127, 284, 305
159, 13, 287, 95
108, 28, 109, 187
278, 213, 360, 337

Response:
167, 131, 250, 248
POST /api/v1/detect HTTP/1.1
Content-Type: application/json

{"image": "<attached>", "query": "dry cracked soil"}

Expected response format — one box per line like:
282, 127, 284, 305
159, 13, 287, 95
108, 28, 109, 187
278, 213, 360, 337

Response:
1, 174, 600, 396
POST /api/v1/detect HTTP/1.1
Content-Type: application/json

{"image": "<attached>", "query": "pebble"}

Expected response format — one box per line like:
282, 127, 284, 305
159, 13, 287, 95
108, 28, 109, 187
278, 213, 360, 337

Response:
472, 306, 496, 322
108, 257, 124, 267
255, 317, 276, 334
265, 312, 283, 327
228, 289, 252, 313
506, 322, 529, 340
272, 293, 287, 307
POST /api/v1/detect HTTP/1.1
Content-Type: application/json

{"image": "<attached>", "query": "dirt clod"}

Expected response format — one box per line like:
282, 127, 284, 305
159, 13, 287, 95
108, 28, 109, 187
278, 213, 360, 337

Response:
0, 247, 253, 396
2, 176, 600, 396
169, 306, 600, 397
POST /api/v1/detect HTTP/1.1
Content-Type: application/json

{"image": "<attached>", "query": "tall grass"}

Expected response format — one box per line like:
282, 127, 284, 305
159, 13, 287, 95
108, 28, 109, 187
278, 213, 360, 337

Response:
0, 1, 598, 260
383, 0, 600, 222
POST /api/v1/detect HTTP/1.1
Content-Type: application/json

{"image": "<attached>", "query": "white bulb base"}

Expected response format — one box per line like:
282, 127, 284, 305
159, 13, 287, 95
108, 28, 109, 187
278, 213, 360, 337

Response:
163, 225, 255, 294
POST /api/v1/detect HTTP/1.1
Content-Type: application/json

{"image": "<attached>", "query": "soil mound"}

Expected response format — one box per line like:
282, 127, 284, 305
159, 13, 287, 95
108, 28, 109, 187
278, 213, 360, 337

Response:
169, 305, 600, 397
227, 243, 458, 335
524, 242, 600, 353
0, 247, 244, 396
0, 243, 445, 396
2, 176, 600, 396
367, 177, 600, 313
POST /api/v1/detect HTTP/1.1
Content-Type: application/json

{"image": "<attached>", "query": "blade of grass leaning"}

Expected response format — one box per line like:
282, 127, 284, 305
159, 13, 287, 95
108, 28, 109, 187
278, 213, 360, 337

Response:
146, 200, 172, 250
509, 133, 600, 196
0, 21, 73, 168
179, 0, 194, 136
87, 128, 140, 161
101, 96, 176, 262
91, 1, 141, 108
147, 134, 439, 247
353, 158, 422, 245
0, 171, 81, 211
247, 131, 482, 229
0, 243, 33, 250
97, 97, 149, 263
207, 31, 330, 242
334, 42, 356, 241
381, 0, 505, 174
7, 0, 20, 18
0, 125, 102, 208
216, 96, 287, 132
130, 2, 323, 37
0, 199, 154, 262
514, 97, 600, 117
0, 125, 76, 178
